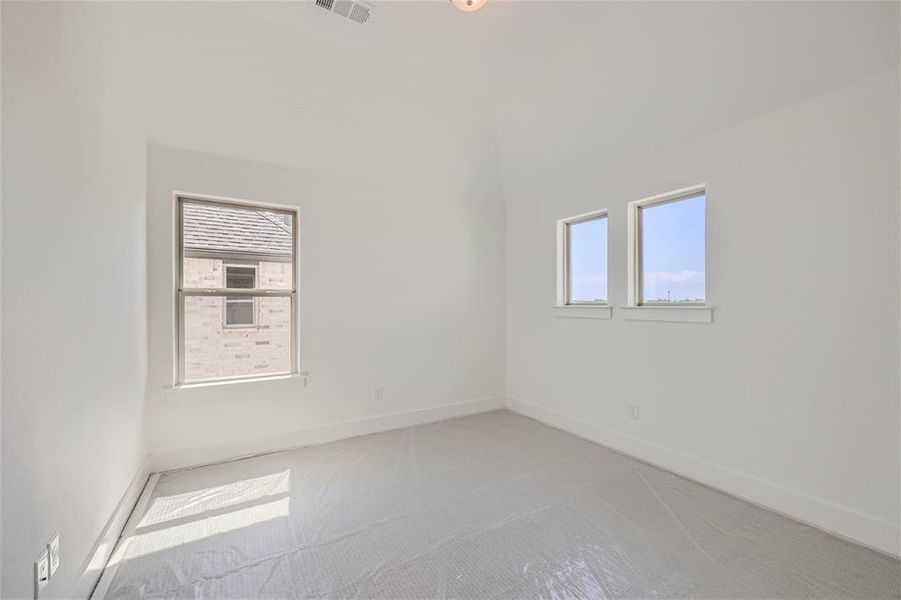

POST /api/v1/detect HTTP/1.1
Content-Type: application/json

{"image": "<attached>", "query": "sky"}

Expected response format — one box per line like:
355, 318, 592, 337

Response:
569, 217, 608, 302
568, 194, 705, 304
641, 195, 705, 303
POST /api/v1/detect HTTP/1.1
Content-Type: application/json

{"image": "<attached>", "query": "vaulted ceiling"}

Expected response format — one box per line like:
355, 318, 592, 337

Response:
114, 1, 898, 188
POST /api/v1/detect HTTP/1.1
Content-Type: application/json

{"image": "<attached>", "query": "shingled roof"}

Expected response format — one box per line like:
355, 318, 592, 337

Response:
183, 202, 293, 260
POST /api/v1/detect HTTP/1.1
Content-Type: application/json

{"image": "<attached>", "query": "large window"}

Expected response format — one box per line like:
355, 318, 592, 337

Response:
177, 196, 297, 384
628, 186, 706, 306
558, 210, 608, 306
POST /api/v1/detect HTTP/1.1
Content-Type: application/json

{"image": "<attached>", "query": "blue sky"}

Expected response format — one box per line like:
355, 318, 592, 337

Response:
569, 217, 608, 302
641, 195, 705, 302
568, 194, 705, 304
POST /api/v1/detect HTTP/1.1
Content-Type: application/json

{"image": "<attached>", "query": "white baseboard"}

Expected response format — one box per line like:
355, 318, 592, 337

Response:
149, 396, 506, 473
506, 396, 900, 558
89, 473, 161, 600
72, 461, 153, 599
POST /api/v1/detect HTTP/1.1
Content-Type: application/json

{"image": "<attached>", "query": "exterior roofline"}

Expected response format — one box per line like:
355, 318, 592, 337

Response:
184, 249, 293, 263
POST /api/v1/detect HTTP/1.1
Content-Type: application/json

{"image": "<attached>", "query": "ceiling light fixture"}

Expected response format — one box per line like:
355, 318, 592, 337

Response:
450, 0, 487, 12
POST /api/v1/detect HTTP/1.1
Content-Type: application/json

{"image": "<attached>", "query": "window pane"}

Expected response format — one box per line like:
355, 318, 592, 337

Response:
225, 298, 255, 326
225, 266, 256, 289
569, 217, 607, 303
182, 202, 293, 289
184, 295, 291, 381
641, 194, 705, 304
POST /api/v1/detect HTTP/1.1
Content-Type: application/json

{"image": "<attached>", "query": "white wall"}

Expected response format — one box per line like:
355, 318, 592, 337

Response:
145, 142, 505, 468
134, 0, 507, 466
1, 3, 149, 598
2, 4, 898, 597
502, 70, 900, 555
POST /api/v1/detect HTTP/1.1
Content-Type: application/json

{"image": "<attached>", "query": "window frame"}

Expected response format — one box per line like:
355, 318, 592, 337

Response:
175, 193, 299, 386
627, 184, 707, 308
556, 209, 609, 307
223, 264, 259, 329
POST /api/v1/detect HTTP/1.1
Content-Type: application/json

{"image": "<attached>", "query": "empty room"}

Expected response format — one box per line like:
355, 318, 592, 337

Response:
1, 1, 899, 598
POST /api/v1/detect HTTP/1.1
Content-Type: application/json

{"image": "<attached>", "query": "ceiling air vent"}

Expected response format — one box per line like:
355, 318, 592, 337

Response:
315, 0, 371, 24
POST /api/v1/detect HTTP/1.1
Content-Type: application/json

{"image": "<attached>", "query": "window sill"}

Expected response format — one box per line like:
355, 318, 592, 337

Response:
165, 372, 306, 404
620, 305, 713, 323
552, 305, 612, 320
170, 372, 299, 391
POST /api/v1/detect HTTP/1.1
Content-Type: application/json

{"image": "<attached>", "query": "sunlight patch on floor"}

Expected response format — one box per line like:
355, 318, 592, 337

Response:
138, 469, 291, 528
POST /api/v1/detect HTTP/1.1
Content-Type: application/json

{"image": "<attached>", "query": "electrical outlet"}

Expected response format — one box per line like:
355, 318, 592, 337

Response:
34, 548, 49, 597
374, 387, 383, 402
48, 534, 60, 578
628, 403, 640, 420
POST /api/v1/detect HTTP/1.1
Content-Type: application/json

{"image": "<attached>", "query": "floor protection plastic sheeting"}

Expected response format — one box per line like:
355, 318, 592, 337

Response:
102, 410, 900, 599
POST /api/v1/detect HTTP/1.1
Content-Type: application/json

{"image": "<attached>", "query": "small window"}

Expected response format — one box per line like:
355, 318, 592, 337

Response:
558, 210, 608, 305
177, 196, 297, 384
225, 265, 256, 289
628, 186, 706, 306
224, 265, 257, 328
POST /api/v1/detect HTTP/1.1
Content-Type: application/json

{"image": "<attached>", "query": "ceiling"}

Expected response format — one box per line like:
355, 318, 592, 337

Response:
119, 1, 898, 186
491, 2, 899, 178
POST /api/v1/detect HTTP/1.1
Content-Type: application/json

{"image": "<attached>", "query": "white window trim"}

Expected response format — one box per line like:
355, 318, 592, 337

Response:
619, 305, 712, 323
556, 209, 610, 314
626, 184, 712, 323
223, 264, 259, 329
171, 372, 299, 393
175, 192, 300, 386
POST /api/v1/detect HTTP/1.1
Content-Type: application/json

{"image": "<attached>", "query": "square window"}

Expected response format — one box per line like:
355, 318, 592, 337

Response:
558, 210, 608, 306
225, 265, 256, 289
629, 187, 706, 306
225, 297, 256, 327
178, 197, 297, 384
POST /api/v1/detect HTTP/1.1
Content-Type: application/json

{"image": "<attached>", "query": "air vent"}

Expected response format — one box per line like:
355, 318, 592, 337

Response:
348, 2, 370, 23
314, 0, 371, 24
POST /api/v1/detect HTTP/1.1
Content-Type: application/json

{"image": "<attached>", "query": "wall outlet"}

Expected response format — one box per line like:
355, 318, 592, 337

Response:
48, 534, 60, 578
628, 403, 640, 420
34, 548, 49, 597
374, 387, 383, 402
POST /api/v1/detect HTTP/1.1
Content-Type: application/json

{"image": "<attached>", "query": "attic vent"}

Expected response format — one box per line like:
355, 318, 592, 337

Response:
314, 0, 371, 23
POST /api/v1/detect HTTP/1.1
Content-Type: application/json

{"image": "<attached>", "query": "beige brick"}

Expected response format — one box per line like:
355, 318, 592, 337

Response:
183, 257, 292, 380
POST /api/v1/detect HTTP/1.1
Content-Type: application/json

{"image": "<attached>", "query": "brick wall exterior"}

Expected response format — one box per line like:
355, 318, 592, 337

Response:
183, 257, 293, 380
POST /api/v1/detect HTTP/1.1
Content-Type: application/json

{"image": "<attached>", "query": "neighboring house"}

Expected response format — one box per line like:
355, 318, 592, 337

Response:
182, 203, 293, 381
